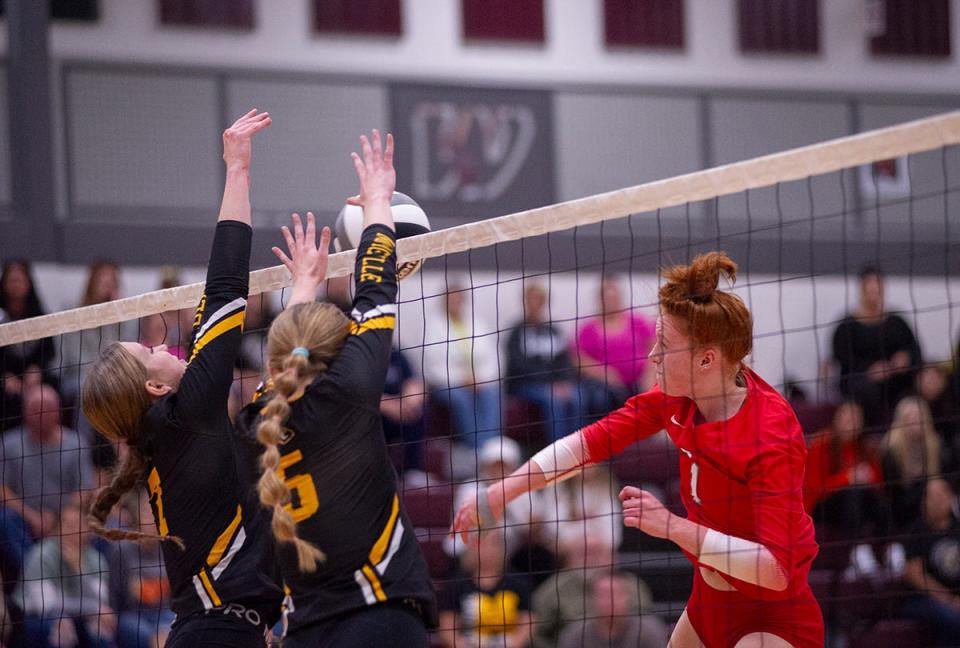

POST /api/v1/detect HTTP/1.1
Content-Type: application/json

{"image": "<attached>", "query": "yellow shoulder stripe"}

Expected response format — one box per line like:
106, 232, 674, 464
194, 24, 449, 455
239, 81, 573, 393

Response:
189, 310, 245, 362
369, 494, 400, 566
207, 505, 242, 567
349, 315, 396, 336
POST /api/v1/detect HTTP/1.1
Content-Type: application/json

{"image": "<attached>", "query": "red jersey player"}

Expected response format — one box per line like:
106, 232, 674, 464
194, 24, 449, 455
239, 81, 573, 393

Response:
452, 252, 823, 647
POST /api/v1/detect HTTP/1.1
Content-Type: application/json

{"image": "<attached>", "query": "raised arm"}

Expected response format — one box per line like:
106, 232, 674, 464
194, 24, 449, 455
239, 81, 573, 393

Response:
218, 108, 271, 226
452, 388, 667, 544
174, 110, 270, 425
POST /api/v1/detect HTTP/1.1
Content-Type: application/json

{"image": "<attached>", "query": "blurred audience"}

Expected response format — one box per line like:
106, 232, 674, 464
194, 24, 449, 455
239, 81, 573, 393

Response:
881, 396, 945, 529
0, 385, 94, 587
917, 363, 960, 460
539, 463, 623, 561
237, 292, 276, 373
532, 543, 652, 648
381, 347, 427, 480
832, 265, 922, 431
804, 401, 890, 578
446, 438, 550, 565
505, 283, 582, 443
59, 260, 125, 403
901, 478, 960, 646
423, 286, 501, 450
575, 276, 655, 420
110, 490, 173, 648
556, 570, 667, 648
12, 492, 114, 648
439, 526, 533, 648
1, 260, 56, 432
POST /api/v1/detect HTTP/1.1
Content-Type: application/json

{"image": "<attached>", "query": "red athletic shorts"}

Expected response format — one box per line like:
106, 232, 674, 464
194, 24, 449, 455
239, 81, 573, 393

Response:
686, 570, 824, 647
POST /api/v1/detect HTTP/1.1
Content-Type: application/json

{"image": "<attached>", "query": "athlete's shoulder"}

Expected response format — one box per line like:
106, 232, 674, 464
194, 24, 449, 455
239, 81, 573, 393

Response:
744, 369, 805, 445
624, 384, 687, 413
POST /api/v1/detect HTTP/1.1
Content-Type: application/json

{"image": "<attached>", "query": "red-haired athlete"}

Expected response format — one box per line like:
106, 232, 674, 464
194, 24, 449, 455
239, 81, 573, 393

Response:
453, 253, 823, 648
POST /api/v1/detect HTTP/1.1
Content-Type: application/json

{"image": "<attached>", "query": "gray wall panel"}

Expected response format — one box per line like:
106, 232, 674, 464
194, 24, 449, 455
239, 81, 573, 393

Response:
711, 99, 852, 229
0, 68, 12, 207
67, 70, 220, 211
857, 103, 960, 245
554, 93, 701, 202
226, 79, 387, 220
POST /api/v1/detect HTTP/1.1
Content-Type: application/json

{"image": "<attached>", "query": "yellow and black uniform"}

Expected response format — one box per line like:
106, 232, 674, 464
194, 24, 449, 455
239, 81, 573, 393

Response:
238, 224, 437, 647
137, 221, 283, 646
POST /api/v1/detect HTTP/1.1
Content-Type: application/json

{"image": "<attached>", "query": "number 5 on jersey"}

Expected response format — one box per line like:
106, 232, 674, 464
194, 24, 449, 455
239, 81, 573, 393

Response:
278, 450, 319, 522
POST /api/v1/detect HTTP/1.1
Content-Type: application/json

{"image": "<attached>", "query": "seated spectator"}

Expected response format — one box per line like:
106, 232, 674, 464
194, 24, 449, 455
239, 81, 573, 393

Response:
423, 285, 501, 450
13, 492, 115, 648
1, 260, 56, 431
0, 385, 94, 586
917, 363, 960, 460
575, 276, 655, 420
531, 465, 624, 647
237, 291, 276, 373
110, 490, 173, 648
446, 438, 551, 566
832, 265, 922, 431
439, 526, 533, 648
881, 396, 944, 529
901, 478, 960, 646
59, 261, 126, 401
381, 347, 427, 480
804, 401, 889, 577
540, 463, 623, 561
505, 283, 582, 443
556, 570, 668, 648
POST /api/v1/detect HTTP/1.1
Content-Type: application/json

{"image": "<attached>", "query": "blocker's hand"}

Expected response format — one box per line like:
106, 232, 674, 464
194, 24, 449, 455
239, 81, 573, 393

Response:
273, 212, 331, 289
348, 129, 395, 207
222, 108, 271, 170
620, 486, 674, 540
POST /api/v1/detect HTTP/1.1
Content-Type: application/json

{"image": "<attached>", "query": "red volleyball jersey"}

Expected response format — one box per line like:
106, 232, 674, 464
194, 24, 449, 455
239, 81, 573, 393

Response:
583, 368, 818, 600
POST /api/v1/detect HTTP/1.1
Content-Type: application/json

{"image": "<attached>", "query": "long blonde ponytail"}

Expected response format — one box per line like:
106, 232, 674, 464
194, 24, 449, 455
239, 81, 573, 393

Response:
256, 302, 349, 572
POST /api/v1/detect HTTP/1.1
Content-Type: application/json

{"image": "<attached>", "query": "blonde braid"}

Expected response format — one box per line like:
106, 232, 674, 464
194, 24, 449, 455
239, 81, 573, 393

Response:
256, 352, 325, 572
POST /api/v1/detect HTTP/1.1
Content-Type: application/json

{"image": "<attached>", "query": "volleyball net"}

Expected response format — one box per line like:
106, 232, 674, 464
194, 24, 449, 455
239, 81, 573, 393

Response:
0, 111, 959, 646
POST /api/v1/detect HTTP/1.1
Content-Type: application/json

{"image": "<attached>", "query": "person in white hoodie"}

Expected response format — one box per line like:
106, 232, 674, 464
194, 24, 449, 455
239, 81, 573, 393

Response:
422, 284, 502, 450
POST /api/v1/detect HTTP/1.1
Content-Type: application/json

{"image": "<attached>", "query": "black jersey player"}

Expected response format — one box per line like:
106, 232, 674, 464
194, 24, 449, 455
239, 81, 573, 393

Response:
237, 130, 437, 647
82, 109, 284, 647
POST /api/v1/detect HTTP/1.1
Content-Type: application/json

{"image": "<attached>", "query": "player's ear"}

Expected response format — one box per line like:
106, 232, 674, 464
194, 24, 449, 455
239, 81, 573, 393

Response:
698, 348, 716, 371
145, 380, 172, 399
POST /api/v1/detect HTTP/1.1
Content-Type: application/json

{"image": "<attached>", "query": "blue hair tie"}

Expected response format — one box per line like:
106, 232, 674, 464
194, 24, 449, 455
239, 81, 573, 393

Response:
291, 347, 310, 358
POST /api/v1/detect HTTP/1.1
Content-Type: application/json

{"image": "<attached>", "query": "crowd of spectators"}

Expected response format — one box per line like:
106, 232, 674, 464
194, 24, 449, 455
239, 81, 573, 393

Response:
1, 258, 959, 646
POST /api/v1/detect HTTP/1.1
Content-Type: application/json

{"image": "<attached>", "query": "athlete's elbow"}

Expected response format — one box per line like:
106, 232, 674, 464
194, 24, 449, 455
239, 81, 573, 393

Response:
760, 558, 790, 592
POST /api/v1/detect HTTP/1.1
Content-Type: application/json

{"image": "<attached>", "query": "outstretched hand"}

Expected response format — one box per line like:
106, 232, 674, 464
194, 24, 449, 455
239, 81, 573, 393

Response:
347, 129, 395, 207
273, 212, 332, 307
222, 109, 271, 170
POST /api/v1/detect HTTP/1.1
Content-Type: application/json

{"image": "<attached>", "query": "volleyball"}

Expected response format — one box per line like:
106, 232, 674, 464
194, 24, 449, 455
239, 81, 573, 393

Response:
333, 191, 430, 280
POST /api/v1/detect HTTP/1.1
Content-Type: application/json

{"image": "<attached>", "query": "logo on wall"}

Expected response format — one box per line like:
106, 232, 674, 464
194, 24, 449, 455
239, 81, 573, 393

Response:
391, 84, 554, 221
410, 102, 537, 202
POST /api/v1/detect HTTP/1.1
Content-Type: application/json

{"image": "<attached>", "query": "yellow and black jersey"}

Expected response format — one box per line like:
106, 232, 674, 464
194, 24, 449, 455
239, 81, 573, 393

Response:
237, 224, 437, 635
137, 221, 283, 626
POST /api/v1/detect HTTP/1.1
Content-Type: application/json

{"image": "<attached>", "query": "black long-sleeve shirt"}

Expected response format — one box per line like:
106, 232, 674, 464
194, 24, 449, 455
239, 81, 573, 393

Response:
137, 221, 283, 625
238, 225, 437, 635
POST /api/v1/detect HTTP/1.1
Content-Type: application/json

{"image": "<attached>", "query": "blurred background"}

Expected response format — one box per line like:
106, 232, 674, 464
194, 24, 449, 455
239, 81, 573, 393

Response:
2, 2, 960, 647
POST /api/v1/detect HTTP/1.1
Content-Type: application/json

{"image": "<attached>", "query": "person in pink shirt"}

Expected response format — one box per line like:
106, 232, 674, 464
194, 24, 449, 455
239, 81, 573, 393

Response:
575, 276, 656, 419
